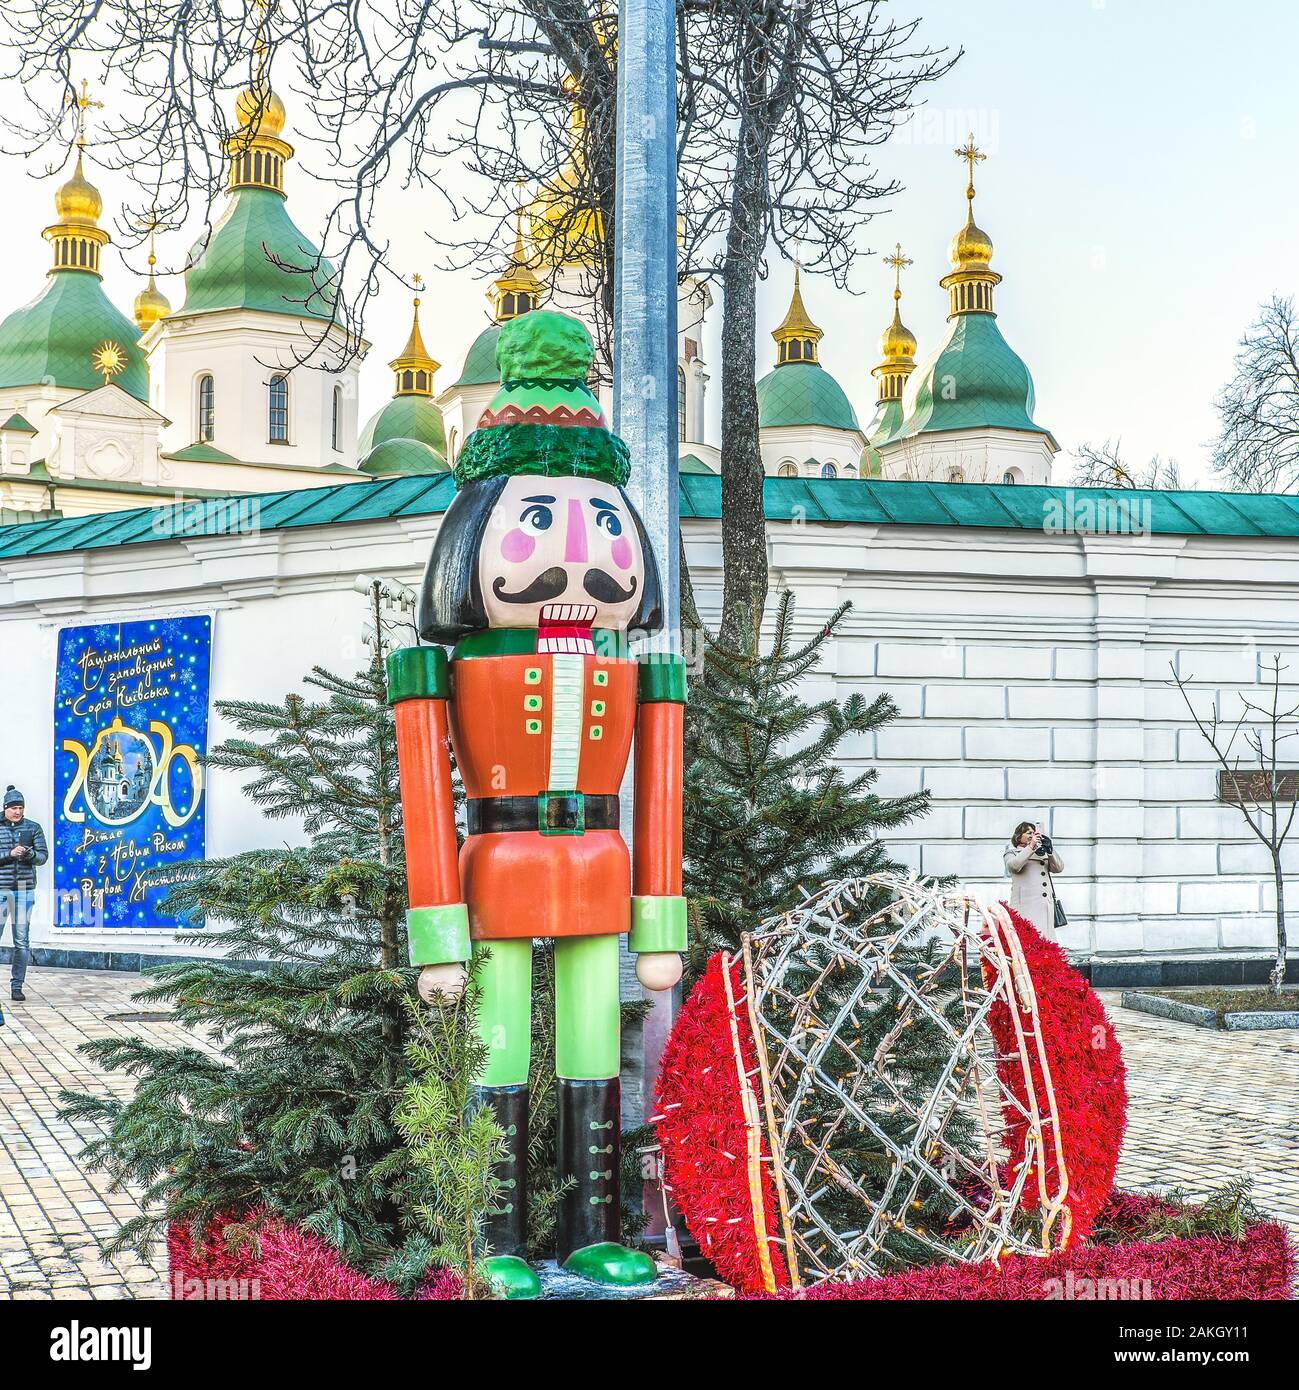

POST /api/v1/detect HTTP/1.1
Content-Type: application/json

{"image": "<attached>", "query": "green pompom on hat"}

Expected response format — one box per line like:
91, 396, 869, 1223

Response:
453, 309, 630, 488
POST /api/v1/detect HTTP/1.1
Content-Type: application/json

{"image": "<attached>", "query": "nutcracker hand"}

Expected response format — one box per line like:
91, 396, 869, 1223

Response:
636, 952, 682, 992
418, 962, 467, 1005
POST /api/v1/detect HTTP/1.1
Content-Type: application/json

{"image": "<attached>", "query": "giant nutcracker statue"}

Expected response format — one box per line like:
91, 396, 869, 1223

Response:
387, 310, 686, 1298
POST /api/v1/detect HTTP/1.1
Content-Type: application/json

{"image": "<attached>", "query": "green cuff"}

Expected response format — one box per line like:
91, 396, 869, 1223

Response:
407, 903, 471, 966
387, 646, 449, 704
637, 653, 687, 704
629, 895, 687, 954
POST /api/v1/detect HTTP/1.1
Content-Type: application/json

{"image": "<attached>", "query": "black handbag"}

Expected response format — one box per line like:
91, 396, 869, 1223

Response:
1045, 864, 1067, 928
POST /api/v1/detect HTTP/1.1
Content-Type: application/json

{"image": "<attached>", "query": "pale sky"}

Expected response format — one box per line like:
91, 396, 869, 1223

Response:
0, 0, 1292, 486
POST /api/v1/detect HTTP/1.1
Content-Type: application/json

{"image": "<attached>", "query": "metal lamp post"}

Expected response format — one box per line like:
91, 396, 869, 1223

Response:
613, 0, 680, 1241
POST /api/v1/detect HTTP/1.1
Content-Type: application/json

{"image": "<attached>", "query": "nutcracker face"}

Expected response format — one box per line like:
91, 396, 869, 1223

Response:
478, 475, 648, 634
418, 473, 663, 644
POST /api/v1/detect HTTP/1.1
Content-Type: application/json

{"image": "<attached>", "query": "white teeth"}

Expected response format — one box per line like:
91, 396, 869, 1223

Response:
539, 602, 598, 623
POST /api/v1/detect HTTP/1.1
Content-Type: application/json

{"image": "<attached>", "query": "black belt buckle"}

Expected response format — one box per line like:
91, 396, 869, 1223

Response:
539, 791, 585, 836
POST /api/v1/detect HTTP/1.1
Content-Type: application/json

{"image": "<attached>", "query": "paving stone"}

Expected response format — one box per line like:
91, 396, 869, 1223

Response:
1, 970, 1296, 1299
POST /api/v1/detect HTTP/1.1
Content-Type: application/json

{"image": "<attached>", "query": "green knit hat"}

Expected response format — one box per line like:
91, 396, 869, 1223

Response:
453, 310, 630, 487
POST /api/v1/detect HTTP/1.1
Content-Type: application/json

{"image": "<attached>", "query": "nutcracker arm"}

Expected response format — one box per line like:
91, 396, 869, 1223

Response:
630, 653, 687, 956
387, 646, 470, 967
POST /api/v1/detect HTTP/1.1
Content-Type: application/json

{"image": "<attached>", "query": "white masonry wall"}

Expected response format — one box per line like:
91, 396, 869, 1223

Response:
685, 516, 1299, 969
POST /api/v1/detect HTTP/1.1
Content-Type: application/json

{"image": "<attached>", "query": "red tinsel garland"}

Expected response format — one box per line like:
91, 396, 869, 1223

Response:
984, 906, 1128, 1245
168, 1212, 462, 1301
654, 953, 791, 1293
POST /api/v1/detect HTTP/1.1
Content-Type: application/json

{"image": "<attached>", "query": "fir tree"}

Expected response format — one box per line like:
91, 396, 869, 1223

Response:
380, 989, 506, 1297
59, 661, 432, 1270
683, 593, 929, 981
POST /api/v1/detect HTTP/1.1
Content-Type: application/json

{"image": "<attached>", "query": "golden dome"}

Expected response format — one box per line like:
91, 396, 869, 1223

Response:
54, 153, 103, 225
949, 214, 994, 271
235, 83, 287, 137
880, 308, 917, 363
133, 268, 171, 332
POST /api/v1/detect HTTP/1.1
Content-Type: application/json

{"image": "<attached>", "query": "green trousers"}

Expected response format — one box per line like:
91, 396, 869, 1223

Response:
473, 934, 622, 1085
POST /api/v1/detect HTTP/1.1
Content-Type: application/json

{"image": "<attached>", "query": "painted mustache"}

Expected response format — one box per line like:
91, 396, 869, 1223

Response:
493, 566, 639, 606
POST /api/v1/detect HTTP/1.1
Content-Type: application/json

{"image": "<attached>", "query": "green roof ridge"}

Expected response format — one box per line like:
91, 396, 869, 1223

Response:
7, 476, 1299, 561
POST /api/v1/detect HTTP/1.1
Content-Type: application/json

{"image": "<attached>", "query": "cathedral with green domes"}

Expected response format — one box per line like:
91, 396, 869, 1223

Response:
0, 87, 1056, 525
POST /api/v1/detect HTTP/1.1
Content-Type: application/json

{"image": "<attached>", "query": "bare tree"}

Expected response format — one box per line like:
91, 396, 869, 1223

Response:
0, 0, 954, 638
1174, 654, 1297, 995
1071, 439, 1183, 491
682, 1, 955, 643
1212, 295, 1299, 494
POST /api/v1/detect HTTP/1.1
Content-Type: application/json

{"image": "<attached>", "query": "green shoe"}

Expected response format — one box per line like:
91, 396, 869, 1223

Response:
481, 1254, 541, 1300
562, 1241, 657, 1288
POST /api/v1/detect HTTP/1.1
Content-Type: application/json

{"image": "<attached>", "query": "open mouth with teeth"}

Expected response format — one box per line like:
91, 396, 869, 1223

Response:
537, 603, 598, 654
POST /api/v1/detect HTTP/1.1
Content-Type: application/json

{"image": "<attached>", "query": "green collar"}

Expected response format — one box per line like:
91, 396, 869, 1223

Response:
453, 627, 631, 660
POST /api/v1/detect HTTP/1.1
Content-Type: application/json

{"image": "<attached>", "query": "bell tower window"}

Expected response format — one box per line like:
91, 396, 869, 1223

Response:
269, 375, 289, 443
198, 375, 215, 443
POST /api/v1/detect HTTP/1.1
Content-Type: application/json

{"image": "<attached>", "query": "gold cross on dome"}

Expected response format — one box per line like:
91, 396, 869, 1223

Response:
955, 134, 985, 197
884, 242, 912, 299
75, 79, 104, 150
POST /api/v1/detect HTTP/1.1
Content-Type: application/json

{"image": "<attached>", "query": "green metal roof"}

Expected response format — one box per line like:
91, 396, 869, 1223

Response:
679, 452, 716, 475
181, 187, 335, 322
357, 393, 447, 459
0, 270, 148, 401
756, 361, 859, 432
454, 324, 501, 387
6, 476, 1299, 561
163, 442, 240, 464
359, 437, 449, 477
900, 313, 1052, 443
1, 413, 37, 434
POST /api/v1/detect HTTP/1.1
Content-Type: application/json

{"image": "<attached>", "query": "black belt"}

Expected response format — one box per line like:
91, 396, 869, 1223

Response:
466, 792, 620, 837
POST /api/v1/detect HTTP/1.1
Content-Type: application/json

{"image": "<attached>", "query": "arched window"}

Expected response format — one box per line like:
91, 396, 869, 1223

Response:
677, 365, 687, 443
331, 385, 343, 451
268, 375, 289, 443
948, 468, 964, 483
1002, 470, 1017, 485
820, 462, 838, 479
777, 462, 798, 478
198, 375, 215, 443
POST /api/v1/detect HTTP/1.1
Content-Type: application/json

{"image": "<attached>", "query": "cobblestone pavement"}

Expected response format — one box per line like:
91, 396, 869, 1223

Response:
1100, 990, 1299, 1238
0, 971, 1295, 1299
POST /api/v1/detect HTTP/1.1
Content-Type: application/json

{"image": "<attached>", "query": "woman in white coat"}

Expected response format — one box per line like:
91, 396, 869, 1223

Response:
1004, 821, 1064, 939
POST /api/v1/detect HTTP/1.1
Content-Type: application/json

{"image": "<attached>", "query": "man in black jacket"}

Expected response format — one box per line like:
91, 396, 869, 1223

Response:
0, 786, 47, 1014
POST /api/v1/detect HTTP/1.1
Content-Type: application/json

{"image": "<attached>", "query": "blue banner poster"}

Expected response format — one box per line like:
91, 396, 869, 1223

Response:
53, 616, 212, 930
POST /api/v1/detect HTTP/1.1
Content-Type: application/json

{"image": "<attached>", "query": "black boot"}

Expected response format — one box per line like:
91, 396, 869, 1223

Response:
556, 1077, 655, 1286
473, 1085, 538, 1299
474, 1085, 528, 1257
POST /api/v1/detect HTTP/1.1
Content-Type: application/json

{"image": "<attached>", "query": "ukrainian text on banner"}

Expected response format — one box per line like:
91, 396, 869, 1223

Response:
53, 616, 212, 929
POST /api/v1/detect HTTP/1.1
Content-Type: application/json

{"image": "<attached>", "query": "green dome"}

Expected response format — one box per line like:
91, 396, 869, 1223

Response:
864, 397, 904, 449
899, 313, 1049, 440
0, 271, 148, 401
756, 361, 859, 432
359, 437, 448, 477
455, 324, 501, 387
181, 187, 335, 322
358, 393, 447, 458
